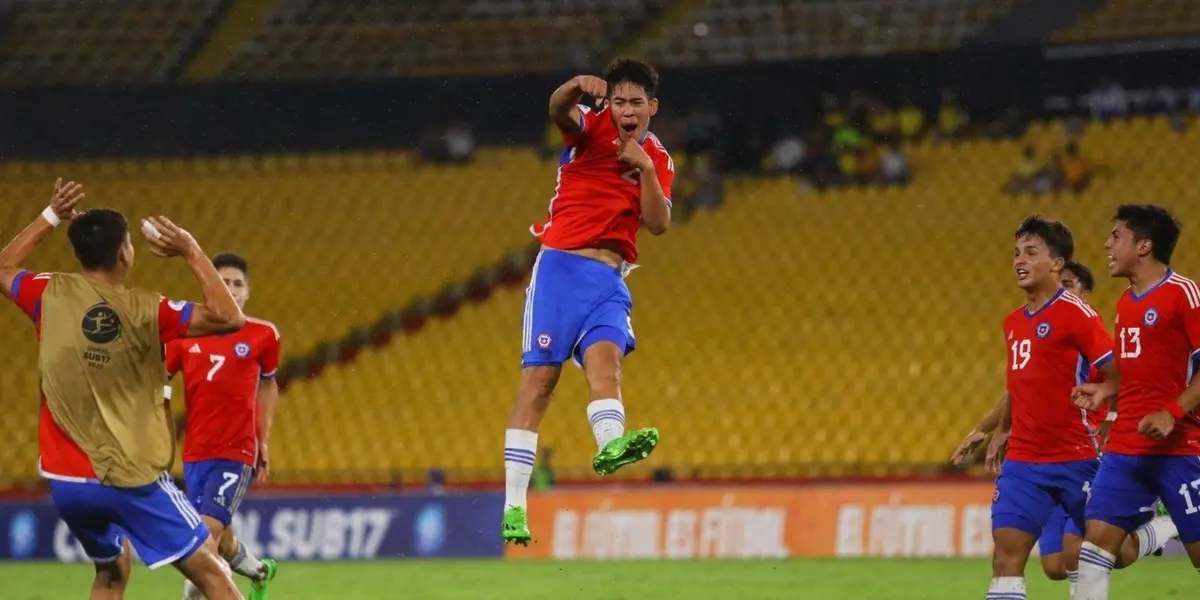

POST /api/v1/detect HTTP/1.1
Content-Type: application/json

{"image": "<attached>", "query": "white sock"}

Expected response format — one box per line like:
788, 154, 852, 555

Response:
504, 429, 537, 509
1135, 514, 1177, 557
1076, 542, 1115, 600
228, 540, 266, 583
586, 399, 625, 450
1067, 570, 1078, 598
182, 579, 204, 600
986, 576, 1026, 599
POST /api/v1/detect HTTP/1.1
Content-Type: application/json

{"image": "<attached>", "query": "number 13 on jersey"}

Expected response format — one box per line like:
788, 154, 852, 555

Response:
1119, 327, 1141, 358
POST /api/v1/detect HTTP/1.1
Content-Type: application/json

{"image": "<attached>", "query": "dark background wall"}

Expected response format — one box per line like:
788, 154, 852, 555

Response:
1, 46, 1195, 159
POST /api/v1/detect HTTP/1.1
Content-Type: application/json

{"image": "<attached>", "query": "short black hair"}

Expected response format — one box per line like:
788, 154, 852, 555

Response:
67, 209, 128, 271
1064, 261, 1095, 292
603, 58, 659, 99
1114, 204, 1181, 265
212, 252, 249, 278
1015, 215, 1075, 262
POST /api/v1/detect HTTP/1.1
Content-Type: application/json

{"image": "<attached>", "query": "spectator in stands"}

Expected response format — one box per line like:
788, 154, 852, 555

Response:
987, 104, 1028, 139
855, 145, 880, 185
1089, 78, 1129, 122
1037, 151, 1065, 194
879, 140, 910, 186
831, 118, 863, 155
897, 93, 926, 140
766, 129, 806, 174
1062, 142, 1090, 193
821, 93, 846, 131
936, 87, 968, 141
796, 134, 840, 190
444, 122, 475, 164
1006, 145, 1042, 195
867, 101, 898, 142
838, 148, 860, 186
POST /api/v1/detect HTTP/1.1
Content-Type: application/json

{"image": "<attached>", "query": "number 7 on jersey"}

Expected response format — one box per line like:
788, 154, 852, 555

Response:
206, 354, 225, 381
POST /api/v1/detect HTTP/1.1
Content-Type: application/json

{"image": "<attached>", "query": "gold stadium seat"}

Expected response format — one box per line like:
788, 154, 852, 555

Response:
223, 0, 660, 80
1057, 0, 1200, 42
3, 120, 1200, 485
0, 0, 222, 87
0, 149, 559, 485
273, 118, 1200, 484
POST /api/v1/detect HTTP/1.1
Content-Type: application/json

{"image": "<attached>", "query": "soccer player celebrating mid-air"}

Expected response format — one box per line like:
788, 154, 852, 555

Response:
502, 57, 675, 545
0, 180, 246, 599
167, 253, 280, 600
982, 217, 1120, 600
952, 259, 1176, 598
1073, 205, 1200, 600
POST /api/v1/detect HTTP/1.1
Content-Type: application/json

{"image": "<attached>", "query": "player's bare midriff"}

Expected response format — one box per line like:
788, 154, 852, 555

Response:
544, 244, 624, 269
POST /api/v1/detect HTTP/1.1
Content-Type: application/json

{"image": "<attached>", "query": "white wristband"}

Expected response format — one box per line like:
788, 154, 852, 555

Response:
41, 206, 61, 228
163, 385, 173, 400
1106, 411, 1118, 422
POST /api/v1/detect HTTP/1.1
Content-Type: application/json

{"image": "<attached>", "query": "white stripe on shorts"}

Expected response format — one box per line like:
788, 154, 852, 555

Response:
522, 251, 544, 353
158, 473, 202, 529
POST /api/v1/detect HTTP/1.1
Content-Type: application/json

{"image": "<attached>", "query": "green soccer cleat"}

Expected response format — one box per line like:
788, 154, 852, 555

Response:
592, 427, 660, 476
249, 558, 277, 600
501, 506, 532, 546
1152, 500, 1173, 557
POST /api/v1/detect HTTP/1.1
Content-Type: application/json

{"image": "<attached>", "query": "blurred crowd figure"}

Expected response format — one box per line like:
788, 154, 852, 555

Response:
758, 87, 979, 190
420, 122, 476, 164
1006, 142, 1091, 196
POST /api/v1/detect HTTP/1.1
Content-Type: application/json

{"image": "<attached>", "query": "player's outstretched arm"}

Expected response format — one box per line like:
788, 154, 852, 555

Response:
0, 179, 84, 300
141, 216, 245, 336
550, 75, 606, 133
950, 393, 1008, 465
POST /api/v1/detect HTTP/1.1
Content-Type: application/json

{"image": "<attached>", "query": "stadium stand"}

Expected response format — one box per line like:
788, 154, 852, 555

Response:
633, 0, 1020, 66
3, 116, 1199, 486
1055, 0, 1200, 42
0, 150, 559, 485
230, 117, 1200, 485
0, 0, 227, 87
222, 0, 668, 80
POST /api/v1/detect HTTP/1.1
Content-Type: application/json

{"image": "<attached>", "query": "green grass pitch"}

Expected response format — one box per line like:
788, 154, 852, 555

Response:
1, 558, 1195, 599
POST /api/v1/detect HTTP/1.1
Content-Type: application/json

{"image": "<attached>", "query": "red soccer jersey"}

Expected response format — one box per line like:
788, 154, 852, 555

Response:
1106, 271, 1200, 455
530, 105, 675, 264
1004, 289, 1115, 462
166, 318, 280, 466
6, 271, 193, 481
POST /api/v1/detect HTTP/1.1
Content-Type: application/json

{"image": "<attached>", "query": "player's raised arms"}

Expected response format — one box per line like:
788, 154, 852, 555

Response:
140, 216, 245, 337
549, 75, 607, 133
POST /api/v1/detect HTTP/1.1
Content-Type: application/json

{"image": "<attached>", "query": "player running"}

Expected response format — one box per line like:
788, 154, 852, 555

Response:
168, 253, 280, 600
953, 260, 1175, 597
0, 180, 246, 599
502, 58, 675, 546
982, 217, 1120, 600
1073, 205, 1200, 600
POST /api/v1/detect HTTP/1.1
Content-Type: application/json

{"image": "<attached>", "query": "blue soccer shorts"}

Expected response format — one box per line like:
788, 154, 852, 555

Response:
1038, 507, 1069, 555
183, 459, 255, 526
993, 459, 1098, 538
49, 473, 208, 569
1087, 453, 1200, 543
521, 249, 635, 368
